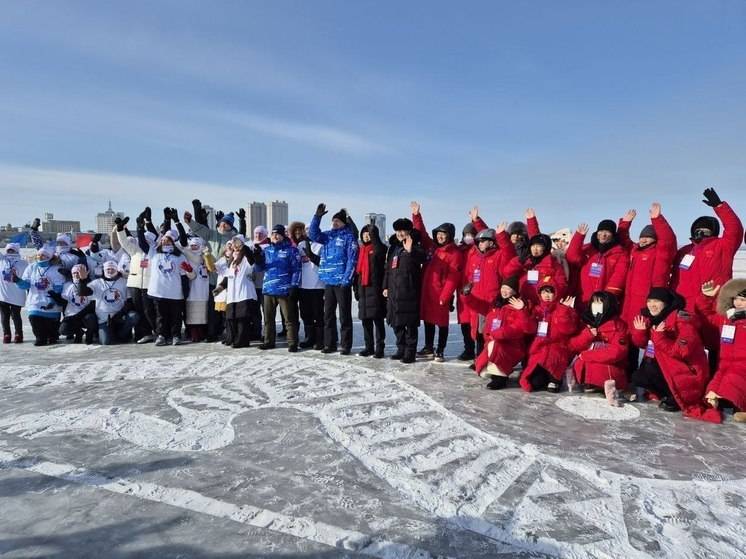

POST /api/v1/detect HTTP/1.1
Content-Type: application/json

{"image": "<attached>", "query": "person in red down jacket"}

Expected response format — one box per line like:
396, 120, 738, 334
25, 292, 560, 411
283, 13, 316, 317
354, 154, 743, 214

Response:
455, 206, 488, 361
566, 215, 631, 307
502, 233, 568, 308
629, 288, 714, 422
462, 222, 516, 365
698, 279, 746, 424
520, 279, 579, 393
469, 275, 535, 390
411, 201, 463, 362
619, 203, 678, 372
568, 291, 630, 391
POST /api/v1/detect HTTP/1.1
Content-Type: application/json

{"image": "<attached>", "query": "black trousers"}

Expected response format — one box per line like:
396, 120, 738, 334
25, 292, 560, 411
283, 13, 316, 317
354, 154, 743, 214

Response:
206, 290, 222, 341
0, 302, 22, 336
394, 323, 418, 358
323, 285, 353, 350
129, 287, 156, 339
526, 365, 553, 391
60, 313, 90, 342
362, 317, 386, 352
28, 315, 58, 344
153, 297, 183, 338
460, 323, 475, 354
424, 322, 449, 353
299, 288, 324, 344
252, 288, 264, 340
631, 358, 673, 400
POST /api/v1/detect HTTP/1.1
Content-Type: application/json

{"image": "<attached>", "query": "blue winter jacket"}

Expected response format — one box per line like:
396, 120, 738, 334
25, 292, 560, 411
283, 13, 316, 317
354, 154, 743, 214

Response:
308, 215, 358, 287
257, 238, 301, 296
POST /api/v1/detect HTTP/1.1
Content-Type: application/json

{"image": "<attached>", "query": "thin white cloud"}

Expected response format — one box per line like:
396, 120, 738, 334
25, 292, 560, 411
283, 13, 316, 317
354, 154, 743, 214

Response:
215, 111, 387, 155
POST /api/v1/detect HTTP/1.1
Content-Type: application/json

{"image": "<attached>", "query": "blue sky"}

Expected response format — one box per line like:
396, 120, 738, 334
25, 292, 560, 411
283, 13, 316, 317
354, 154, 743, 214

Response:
1, 0, 745, 240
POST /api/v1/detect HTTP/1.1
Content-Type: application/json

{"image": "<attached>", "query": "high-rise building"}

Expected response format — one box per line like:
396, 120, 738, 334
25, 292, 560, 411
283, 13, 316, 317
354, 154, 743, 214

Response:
363, 213, 387, 238
247, 201, 267, 234
41, 212, 81, 235
203, 204, 217, 230
95, 201, 124, 234
267, 200, 288, 229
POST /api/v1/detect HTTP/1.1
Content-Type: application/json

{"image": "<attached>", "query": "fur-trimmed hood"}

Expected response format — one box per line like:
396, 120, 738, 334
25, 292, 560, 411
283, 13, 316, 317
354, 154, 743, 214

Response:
717, 278, 746, 315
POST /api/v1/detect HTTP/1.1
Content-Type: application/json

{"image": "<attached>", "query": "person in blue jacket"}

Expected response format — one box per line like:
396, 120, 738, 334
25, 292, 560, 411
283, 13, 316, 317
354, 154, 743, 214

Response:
308, 203, 359, 355
257, 224, 302, 352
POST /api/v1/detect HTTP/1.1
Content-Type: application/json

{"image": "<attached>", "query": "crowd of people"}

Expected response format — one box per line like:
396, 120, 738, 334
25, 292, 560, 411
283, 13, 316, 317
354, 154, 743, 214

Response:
1, 189, 745, 424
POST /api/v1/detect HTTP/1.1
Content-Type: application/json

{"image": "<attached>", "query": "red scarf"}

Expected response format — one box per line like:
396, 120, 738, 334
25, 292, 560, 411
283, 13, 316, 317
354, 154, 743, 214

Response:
356, 243, 374, 286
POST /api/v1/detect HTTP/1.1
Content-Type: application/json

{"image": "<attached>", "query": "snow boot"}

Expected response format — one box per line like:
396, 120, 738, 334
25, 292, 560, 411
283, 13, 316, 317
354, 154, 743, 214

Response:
434, 352, 445, 363
2, 335, 10, 344
658, 397, 680, 412
457, 349, 475, 361
486, 375, 508, 390
547, 382, 560, 393
416, 346, 434, 358
154, 335, 167, 346
14, 333, 23, 344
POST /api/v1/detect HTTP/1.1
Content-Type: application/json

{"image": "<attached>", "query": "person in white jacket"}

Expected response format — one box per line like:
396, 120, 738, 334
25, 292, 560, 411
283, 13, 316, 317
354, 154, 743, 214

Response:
212, 243, 233, 344
0, 243, 28, 343
78, 261, 139, 345
114, 214, 158, 344
56, 264, 95, 344
147, 230, 196, 346
214, 235, 263, 348
182, 235, 214, 342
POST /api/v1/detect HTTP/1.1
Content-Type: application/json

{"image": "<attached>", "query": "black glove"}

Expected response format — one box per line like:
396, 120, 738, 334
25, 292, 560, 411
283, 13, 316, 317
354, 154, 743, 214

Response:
215, 210, 225, 222
114, 216, 129, 232
143, 206, 152, 222
136, 214, 145, 229
192, 199, 208, 226
31, 218, 41, 231
170, 208, 179, 222
236, 208, 246, 220
315, 203, 328, 217
163, 207, 172, 223
702, 188, 722, 208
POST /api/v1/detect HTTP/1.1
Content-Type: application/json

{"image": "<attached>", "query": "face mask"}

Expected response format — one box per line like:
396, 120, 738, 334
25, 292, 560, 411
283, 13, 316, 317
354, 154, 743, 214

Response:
104, 269, 118, 279
38, 259, 51, 268
591, 302, 604, 316
463, 235, 474, 245
162, 245, 174, 254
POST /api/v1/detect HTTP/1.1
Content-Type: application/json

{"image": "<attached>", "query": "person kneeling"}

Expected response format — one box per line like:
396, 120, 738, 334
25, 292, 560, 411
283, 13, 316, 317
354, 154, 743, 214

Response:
520, 280, 579, 393
79, 261, 139, 345
472, 277, 534, 390
630, 288, 711, 419
568, 291, 629, 393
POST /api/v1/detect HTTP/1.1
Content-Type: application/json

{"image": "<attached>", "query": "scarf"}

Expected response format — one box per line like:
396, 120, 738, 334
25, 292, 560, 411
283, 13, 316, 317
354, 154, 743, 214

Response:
356, 243, 374, 287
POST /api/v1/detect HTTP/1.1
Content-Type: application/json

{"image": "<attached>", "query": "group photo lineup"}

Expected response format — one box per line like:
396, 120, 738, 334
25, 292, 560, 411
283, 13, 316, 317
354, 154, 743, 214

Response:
2, 2, 745, 558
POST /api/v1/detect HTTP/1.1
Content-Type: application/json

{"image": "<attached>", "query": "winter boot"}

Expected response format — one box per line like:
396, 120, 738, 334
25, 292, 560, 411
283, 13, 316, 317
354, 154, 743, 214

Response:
390, 350, 404, 360
416, 346, 434, 358
137, 334, 154, 344
154, 335, 168, 346
547, 382, 560, 393
258, 343, 275, 350
2, 335, 10, 344
486, 375, 508, 390
288, 344, 299, 353
299, 338, 314, 349
358, 348, 374, 357
658, 397, 680, 412
457, 349, 475, 361
434, 352, 445, 363
401, 353, 416, 364
14, 333, 23, 344
374, 345, 385, 359
321, 346, 337, 354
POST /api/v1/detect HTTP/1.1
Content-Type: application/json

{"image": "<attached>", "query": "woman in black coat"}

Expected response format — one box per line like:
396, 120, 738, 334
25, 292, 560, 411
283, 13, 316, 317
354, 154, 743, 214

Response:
354, 224, 388, 357
383, 219, 426, 363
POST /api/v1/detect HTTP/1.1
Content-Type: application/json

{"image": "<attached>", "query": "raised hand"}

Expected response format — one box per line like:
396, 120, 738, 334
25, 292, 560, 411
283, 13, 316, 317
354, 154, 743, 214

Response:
410, 201, 420, 216
525, 208, 536, 220
163, 207, 172, 223
702, 187, 722, 208
170, 208, 179, 222
236, 208, 246, 220
469, 206, 479, 222
560, 296, 576, 308
508, 296, 525, 310
31, 218, 41, 231
701, 280, 720, 298
143, 207, 152, 222
577, 223, 589, 235
215, 210, 225, 222
622, 209, 637, 222
403, 235, 413, 252
315, 203, 328, 217
633, 315, 647, 330
183, 210, 192, 224
649, 202, 661, 219
495, 221, 507, 234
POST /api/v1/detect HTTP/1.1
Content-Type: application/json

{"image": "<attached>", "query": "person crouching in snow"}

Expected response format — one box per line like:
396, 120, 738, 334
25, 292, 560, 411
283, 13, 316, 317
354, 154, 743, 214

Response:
12, 245, 65, 346
629, 288, 712, 419
56, 264, 94, 344
147, 230, 196, 346
0, 242, 28, 343
698, 279, 746, 423
77, 261, 139, 345
182, 236, 214, 342
383, 218, 426, 364
568, 291, 629, 393
471, 276, 534, 390
520, 281, 579, 393
411, 201, 462, 362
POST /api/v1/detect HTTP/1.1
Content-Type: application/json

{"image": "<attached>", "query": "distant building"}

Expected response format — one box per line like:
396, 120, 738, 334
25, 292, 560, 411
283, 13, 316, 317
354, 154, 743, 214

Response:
363, 213, 387, 238
203, 204, 217, 230
40, 212, 81, 235
248, 202, 267, 233
267, 200, 288, 229
95, 201, 124, 234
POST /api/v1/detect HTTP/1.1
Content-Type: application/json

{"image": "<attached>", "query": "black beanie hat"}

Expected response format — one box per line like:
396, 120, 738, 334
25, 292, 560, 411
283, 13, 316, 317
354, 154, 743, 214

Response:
501, 275, 520, 293
508, 221, 528, 236
332, 209, 348, 223
596, 219, 617, 235
647, 287, 674, 306
528, 233, 552, 253
690, 216, 720, 239
639, 225, 657, 240
392, 218, 413, 232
